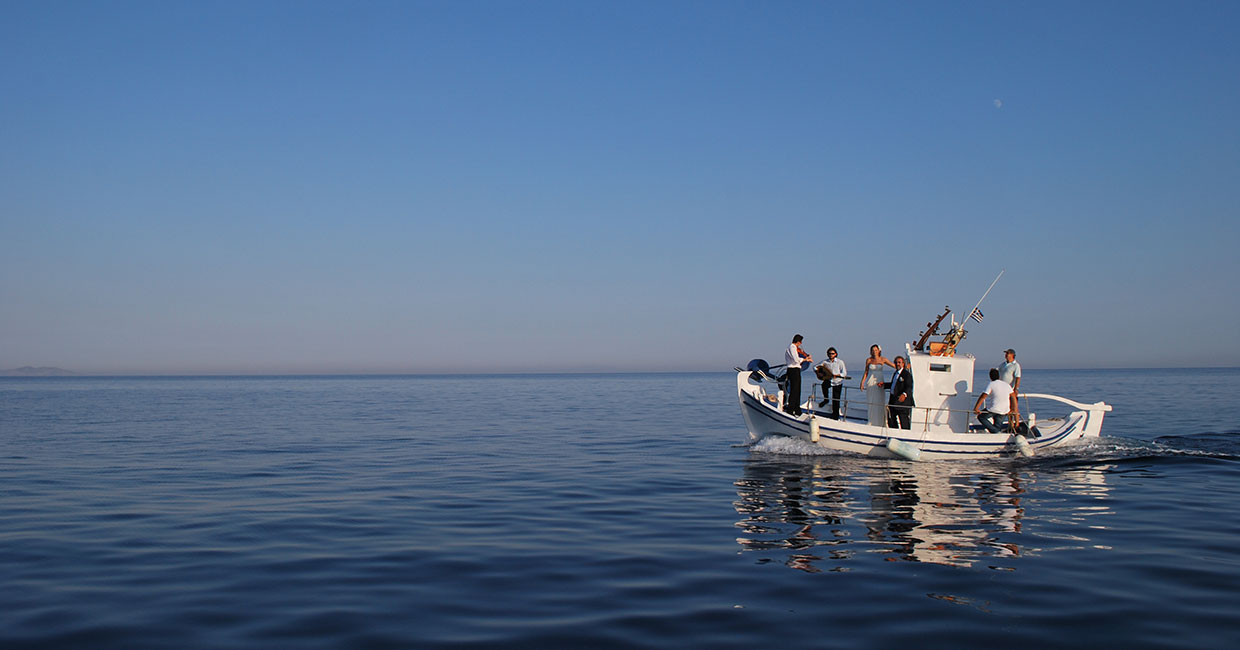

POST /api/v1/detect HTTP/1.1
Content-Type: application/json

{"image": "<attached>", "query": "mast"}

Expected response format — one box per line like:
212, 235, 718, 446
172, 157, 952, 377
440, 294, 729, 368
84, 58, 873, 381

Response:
940, 270, 1004, 355
966, 269, 1005, 326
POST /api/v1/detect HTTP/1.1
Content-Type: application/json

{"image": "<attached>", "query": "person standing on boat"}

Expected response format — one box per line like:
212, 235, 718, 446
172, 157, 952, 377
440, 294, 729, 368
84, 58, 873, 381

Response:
974, 367, 1019, 433
998, 348, 1022, 393
883, 356, 915, 429
817, 347, 847, 420
783, 335, 812, 416
858, 344, 894, 426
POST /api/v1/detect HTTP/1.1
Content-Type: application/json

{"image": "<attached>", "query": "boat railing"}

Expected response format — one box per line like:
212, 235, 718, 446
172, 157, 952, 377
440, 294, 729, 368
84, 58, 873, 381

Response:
1018, 392, 1112, 412
807, 382, 1107, 433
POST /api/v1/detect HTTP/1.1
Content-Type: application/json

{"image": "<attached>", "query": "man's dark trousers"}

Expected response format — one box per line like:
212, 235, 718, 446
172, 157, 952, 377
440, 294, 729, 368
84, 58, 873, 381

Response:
887, 400, 911, 429
827, 384, 842, 419
785, 369, 802, 415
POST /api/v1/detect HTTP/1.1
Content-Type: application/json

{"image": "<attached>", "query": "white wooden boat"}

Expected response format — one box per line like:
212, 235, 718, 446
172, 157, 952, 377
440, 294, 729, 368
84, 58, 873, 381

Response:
736, 305, 1112, 460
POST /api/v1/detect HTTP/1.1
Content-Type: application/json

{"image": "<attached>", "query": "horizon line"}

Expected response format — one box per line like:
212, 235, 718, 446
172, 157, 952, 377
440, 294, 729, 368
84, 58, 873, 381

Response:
4, 365, 1240, 378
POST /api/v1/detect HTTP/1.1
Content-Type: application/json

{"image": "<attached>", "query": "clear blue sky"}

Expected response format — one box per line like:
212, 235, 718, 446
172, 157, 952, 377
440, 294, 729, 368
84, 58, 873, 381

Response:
2, 1, 1237, 373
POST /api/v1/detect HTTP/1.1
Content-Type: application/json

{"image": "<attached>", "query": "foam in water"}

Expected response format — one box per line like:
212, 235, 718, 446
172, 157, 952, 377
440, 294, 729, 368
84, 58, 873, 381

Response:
749, 435, 844, 456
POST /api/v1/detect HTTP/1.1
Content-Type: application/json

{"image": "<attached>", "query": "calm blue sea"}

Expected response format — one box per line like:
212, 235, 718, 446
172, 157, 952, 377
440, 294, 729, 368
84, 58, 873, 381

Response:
2, 369, 1239, 649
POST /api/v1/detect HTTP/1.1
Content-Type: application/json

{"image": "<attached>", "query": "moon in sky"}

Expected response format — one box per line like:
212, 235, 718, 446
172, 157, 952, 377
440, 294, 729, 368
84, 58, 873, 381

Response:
994, 99, 1003, 109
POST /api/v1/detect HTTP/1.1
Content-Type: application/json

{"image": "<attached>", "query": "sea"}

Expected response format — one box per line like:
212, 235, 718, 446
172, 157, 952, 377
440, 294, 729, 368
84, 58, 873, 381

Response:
2, 368, 1238, 649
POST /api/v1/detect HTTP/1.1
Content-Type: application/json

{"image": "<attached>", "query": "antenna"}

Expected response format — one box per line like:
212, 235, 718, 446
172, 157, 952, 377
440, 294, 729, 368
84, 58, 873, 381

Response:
967, 269, 1005, 324
940, 270, 1004, 355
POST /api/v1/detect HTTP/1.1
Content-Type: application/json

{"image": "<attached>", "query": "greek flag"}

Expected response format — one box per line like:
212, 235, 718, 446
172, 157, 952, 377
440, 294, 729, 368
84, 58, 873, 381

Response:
969, 308, 984, 323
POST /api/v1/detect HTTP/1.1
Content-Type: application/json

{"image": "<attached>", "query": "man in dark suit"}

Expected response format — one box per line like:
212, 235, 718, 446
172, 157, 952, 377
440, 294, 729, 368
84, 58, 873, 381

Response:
883, 355, 915, 429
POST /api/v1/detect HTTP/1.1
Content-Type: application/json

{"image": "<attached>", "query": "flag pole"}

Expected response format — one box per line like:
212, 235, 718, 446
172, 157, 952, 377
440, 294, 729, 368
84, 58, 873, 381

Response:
941, 270, 1005, 356
967, 269, 1005, 324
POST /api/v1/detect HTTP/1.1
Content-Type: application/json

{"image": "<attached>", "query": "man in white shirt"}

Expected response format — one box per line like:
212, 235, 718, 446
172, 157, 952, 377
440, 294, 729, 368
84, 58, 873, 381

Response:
998, 348, 1022, 392
783, 334, 812, 416
973, 367, 1019, 433
816, 347, 847, 419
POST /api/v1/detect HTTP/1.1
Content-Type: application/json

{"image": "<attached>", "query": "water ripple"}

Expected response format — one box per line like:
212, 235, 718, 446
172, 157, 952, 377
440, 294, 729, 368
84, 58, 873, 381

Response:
2, 372, 1240, 648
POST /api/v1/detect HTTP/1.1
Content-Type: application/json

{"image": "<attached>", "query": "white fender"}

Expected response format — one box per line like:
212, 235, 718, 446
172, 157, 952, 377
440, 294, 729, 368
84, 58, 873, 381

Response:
886, 438, 922, 461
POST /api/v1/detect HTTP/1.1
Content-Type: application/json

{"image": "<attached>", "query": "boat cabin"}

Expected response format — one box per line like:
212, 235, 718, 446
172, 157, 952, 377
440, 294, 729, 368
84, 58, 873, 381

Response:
906, 345, 974, 433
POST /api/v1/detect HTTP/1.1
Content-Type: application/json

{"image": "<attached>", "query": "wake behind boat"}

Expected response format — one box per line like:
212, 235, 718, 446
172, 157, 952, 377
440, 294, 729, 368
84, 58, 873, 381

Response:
736, 301, 1112, 461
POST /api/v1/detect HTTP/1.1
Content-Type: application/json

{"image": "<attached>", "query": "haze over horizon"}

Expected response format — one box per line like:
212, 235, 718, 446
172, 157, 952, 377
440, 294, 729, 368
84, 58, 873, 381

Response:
3, 1, 1238, 375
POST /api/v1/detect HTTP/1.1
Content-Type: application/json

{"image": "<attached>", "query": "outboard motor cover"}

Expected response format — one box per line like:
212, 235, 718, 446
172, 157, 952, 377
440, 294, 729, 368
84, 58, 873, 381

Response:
745, 359, 772, 381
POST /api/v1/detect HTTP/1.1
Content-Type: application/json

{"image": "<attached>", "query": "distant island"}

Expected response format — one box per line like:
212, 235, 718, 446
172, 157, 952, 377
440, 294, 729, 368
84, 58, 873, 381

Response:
1, 366, 76, 376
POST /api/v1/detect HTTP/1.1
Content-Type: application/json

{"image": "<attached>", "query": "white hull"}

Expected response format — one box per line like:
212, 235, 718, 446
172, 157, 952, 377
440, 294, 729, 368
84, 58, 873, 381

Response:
737, 368, 1111, 461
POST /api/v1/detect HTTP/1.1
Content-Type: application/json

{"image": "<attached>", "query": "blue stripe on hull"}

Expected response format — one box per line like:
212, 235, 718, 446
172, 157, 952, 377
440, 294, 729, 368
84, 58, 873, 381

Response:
740, 390, 1081, 456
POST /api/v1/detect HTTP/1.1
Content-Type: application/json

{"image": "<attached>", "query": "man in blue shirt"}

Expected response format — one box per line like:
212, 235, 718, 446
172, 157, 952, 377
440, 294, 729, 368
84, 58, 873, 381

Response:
998, 348, 1022, 393
816, 347, 847, 419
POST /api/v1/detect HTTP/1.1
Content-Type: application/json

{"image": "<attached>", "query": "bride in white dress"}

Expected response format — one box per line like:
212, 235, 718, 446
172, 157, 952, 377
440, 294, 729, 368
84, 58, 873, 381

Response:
858, 344, 895, 426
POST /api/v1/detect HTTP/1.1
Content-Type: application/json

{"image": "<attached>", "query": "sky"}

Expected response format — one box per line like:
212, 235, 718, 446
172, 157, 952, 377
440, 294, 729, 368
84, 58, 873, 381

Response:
2, 0, 1238, 374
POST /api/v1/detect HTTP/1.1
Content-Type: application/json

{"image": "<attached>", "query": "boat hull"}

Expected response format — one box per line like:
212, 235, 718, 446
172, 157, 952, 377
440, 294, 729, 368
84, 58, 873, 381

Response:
737, 372, 1108, 460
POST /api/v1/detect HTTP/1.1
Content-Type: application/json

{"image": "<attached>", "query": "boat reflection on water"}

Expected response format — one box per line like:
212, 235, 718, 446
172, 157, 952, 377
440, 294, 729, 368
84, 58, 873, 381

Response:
734, 447, 1113, 571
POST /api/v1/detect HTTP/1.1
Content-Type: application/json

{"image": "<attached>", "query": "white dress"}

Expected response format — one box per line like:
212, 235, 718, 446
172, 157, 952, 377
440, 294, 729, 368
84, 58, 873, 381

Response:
864, 363, 886, 426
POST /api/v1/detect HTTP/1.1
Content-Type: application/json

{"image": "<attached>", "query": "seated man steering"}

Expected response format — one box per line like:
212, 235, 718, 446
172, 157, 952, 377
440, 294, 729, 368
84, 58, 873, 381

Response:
973, 367, 1020, 433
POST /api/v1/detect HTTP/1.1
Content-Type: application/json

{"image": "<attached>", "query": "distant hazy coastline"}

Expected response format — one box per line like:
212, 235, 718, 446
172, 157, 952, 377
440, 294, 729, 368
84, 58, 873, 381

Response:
1, 366, 75, 377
